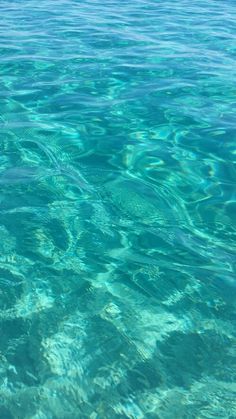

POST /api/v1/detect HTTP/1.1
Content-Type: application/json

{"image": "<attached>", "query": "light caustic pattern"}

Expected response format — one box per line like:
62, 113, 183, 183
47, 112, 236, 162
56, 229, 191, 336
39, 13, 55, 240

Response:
0, 0, 236, 418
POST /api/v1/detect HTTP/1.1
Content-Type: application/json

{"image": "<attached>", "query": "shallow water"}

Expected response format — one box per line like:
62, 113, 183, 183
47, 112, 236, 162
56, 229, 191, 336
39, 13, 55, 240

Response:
0, 0, 236, 417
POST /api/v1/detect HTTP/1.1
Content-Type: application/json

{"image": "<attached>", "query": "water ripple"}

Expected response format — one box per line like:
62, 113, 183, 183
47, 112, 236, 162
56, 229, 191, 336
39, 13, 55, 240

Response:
0, 0, 235, 417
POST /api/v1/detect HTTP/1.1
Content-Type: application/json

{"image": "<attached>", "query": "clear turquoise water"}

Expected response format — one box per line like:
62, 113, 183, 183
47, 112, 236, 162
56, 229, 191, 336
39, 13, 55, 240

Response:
0, 0, 236, 417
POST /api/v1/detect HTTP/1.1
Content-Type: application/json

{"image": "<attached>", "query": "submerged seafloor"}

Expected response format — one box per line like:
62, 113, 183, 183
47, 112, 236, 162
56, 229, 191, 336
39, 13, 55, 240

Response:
0, 0, 236, 417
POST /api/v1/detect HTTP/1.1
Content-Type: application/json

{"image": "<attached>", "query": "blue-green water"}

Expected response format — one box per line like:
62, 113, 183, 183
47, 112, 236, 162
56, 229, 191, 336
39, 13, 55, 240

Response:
0, 0, 236, 417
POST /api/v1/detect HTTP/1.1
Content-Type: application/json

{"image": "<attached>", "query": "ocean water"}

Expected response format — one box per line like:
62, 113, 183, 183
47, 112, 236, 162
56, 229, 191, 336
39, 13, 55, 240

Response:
0, 0, 236, 417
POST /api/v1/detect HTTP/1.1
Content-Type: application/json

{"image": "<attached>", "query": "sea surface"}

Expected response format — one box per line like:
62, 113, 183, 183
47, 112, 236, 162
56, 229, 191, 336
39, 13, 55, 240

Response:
0, 0, 236, 417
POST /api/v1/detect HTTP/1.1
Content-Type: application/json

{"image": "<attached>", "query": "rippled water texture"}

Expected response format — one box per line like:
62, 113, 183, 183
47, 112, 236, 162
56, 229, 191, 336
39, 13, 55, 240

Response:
0, 0, 236, 417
